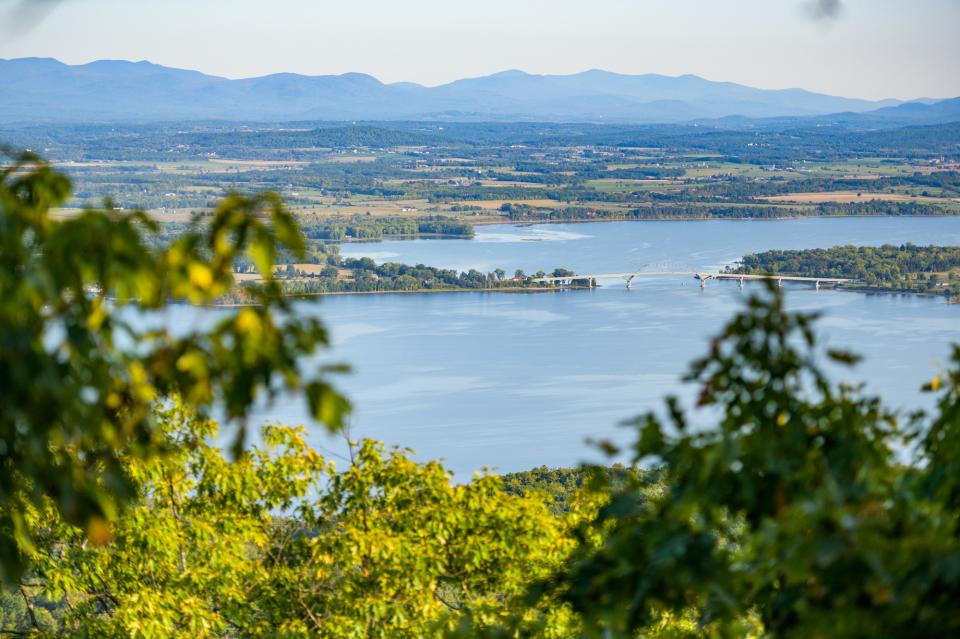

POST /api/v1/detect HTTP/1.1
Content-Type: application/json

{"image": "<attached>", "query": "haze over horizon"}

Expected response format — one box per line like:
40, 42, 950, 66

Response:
0, 56, 934, 102
1, 0, 958, 101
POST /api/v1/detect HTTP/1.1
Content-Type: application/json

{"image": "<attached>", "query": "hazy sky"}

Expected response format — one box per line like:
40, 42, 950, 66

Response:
2, 0, 958, 100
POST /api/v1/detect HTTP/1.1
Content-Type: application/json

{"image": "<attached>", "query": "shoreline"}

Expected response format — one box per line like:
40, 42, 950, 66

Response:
722, 276, 959, 302
838, 284, 958, 301
198, 279, 960, 308
210, 285, 591, 307
334, 213, 960, 238
328, 213, 960, 243
470, 213, 959, 227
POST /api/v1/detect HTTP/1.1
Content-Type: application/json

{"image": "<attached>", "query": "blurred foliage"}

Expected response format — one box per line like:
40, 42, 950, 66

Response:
6, 405, 581, 638
0, 152, 349, 582
546, 285, 960, 638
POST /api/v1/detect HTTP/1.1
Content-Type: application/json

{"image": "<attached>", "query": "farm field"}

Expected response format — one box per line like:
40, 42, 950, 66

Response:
7, 119, 957, 234
761, 191, 954, 203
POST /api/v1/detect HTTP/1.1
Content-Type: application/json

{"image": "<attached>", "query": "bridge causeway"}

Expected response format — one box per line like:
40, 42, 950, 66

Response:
531, 271, 854, 290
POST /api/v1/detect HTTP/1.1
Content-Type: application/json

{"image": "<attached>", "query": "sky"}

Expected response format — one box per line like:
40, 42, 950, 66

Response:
1, 0, 958, 100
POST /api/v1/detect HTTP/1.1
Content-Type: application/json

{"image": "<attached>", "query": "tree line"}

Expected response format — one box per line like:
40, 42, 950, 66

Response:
732, 243, 960, 296
220, 260, 583, 301
299, 215, 474, 241
499, 200, 950, 222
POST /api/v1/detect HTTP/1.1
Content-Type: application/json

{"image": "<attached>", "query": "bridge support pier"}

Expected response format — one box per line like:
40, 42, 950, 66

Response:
532, 272, 852, 289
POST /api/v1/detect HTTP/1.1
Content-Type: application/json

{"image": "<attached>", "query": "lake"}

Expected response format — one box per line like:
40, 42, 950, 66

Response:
199, 217, 960, 476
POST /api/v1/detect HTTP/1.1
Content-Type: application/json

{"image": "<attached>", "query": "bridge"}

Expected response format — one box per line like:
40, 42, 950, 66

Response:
531, 271, 854, 290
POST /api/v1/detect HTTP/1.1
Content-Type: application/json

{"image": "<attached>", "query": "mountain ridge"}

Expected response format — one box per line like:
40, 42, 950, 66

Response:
1, 57, 953, 124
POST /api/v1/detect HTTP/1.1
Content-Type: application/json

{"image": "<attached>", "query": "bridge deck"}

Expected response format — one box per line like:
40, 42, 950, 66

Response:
714, 273, 852, 283
532, 272, 853, 284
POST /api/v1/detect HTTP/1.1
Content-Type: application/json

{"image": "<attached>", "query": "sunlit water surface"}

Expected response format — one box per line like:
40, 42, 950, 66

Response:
167, 218, 960, 476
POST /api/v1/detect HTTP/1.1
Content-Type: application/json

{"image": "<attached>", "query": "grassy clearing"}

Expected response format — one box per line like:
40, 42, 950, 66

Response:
683, 164, 800, 179
477, 180, 547, 188
761, 191, 950, 204
291, 198, 436, 218
51, 207, 207, 223
323, 155, 380, 163
450, 199, 561, 210
208, 159, 310, 167
584, 179, 674, 193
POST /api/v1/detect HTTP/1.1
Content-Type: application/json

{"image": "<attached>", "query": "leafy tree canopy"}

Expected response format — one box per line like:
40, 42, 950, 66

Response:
547, 287, 960, 638
0, 153, 349, 581
11, 405, 581, 638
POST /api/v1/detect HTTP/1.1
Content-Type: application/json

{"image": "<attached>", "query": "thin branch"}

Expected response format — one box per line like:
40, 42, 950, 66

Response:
161, 465, 188, 573
18, 584, 39, 630
432, 587, 463, 612
342, 419, 357, 466
296, 585, 325, 633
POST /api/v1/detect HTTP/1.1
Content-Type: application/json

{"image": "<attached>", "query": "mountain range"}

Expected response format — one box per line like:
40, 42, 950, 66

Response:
2, 57, 957, 125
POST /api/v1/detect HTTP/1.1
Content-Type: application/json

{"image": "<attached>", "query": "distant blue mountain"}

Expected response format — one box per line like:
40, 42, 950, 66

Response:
845, 97, 960, 124
1, 57, 947, 124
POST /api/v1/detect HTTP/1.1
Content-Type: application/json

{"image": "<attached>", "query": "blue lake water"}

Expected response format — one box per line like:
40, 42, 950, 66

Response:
180, 218, 960, 476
